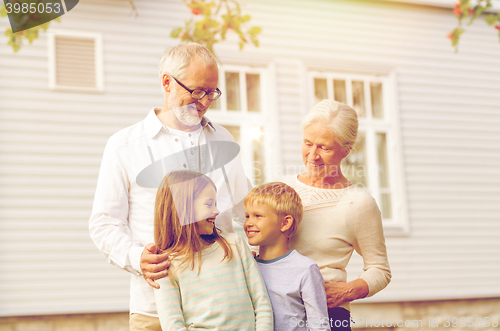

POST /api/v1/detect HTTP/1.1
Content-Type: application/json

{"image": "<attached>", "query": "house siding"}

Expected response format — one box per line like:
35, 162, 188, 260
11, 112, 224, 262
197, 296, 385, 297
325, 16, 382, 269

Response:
0, 0, 499, 317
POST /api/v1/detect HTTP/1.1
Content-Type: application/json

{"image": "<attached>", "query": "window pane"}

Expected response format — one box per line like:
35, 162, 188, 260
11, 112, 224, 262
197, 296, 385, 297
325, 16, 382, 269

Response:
314, 78, 328, 104
381, 193, 392, 219
252, 128, 265, 185
371, 82, 384, 119
352, 81, 366, 118
225, 72, 240, 111
209, 97, 220, 110
246, 74, 261, 113
222, 125, 241, 145
341, 131, 367, 188
333, 80, 346, 104
377, 133, 389, 188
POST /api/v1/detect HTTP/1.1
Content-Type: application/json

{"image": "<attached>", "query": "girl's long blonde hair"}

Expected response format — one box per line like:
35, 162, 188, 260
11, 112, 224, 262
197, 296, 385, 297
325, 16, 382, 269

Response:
154, 170, 232, 274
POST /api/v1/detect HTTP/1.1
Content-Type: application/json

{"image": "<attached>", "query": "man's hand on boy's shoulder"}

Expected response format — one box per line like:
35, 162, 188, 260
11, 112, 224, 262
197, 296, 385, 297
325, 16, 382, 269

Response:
140, 243, 170, 289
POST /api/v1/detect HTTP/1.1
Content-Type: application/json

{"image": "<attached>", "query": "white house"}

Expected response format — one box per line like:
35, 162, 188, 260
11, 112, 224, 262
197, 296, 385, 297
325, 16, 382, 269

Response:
1, 0, 499, 329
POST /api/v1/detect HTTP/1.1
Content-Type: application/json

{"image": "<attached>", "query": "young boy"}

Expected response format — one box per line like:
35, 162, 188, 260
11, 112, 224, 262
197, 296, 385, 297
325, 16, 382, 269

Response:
244, 182, 331, 331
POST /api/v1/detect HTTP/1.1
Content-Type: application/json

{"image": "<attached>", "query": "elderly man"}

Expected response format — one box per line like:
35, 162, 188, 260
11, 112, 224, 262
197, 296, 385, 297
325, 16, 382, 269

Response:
89, 43, 250, 331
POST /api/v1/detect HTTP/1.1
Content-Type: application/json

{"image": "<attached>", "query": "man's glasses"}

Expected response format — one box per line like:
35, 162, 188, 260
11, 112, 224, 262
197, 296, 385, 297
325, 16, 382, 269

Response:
172, 76, 222, 101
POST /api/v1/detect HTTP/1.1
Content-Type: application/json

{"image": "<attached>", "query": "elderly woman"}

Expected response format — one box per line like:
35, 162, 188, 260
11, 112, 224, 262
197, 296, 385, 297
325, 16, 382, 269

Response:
281, 99, 391, 331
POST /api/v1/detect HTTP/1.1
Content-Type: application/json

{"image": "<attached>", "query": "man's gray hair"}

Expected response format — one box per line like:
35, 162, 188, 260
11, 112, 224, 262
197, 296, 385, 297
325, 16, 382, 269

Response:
158, 43, 217, 81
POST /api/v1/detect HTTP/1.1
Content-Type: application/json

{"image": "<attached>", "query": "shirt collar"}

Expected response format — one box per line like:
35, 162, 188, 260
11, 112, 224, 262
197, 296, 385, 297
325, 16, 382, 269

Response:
201, 116, 216, 131
145, 108, 163, 138
145, 108, 216, 138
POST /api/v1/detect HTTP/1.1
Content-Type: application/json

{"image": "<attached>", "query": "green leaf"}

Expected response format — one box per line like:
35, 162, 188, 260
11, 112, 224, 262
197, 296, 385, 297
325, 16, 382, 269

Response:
171, 27, 182, 38
24, 29, 39, 44
451, 28, 464, 47
181, 32, 193, 42
467, 4, 483, 25
204, 18, 220, 29
1, 4, 7, 17
485, 14, 496, 25
248, 26, 261, 36
250, 36, 259, 47
203, 3, 213, 17
220, 26, 228, 40
12, 43, 21, 52
171, 0, 262, 58
240, 14, 251, 23
6, 31, 22, 53
39, 22, 51, 31
475, 6, 485, 16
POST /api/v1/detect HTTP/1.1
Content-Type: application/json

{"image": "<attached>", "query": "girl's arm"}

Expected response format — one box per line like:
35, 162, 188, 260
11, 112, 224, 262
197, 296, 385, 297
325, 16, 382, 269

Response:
301, 264, 331, 331
236, 235, 274, 331
154, 276, 187, 331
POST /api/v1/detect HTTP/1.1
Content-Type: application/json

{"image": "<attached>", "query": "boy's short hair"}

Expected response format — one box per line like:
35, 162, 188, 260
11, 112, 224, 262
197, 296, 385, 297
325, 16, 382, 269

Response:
244, 182, 303, 238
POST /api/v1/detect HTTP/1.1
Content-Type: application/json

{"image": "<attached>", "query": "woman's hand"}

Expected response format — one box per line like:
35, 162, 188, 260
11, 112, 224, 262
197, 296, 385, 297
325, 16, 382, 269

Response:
324, 278, 369, 308
324, 282, 353, 308
140, 243, 170, 289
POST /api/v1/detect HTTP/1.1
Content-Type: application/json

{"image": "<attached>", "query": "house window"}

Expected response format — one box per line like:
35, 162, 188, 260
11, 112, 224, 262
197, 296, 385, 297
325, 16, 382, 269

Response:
208, 65, 270, 187
310, 72, 409, 235
48, 31, 104, 92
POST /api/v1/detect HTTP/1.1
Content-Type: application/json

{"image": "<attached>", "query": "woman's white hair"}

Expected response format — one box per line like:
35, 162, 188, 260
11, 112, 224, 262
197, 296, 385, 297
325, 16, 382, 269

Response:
158, 43, 217, 81
300, 99, 358, 151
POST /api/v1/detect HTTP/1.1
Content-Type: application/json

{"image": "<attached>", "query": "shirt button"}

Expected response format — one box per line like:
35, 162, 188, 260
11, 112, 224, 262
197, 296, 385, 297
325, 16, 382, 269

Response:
183, 164, 187, 168
191, 141, 194, 145
174, 138, 179, 142
191, 151, 194, 155
188, 133, 192, 137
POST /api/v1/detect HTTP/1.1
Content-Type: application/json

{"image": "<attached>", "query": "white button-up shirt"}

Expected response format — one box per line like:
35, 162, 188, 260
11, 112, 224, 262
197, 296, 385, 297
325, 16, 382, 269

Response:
89, 108, 251, 316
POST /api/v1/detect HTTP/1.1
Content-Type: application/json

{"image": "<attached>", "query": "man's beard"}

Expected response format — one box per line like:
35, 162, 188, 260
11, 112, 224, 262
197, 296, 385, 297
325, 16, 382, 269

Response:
169, 98, 203, 126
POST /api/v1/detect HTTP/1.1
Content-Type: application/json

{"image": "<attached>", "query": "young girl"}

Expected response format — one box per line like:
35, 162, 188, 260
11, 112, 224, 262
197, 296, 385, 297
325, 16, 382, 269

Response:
154, 170, 273, 331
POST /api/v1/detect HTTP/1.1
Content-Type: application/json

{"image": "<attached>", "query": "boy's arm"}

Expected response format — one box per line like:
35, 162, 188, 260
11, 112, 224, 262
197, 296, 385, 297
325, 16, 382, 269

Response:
236, 235, 274, 331
301, 264, 332, 331
154, 276, 187, 331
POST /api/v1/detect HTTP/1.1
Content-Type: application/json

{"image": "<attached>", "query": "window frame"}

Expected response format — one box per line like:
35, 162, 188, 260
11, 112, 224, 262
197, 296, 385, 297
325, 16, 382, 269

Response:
47, 30, 104, 93
207, 64, 277, 187
308, 70, 409, 236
